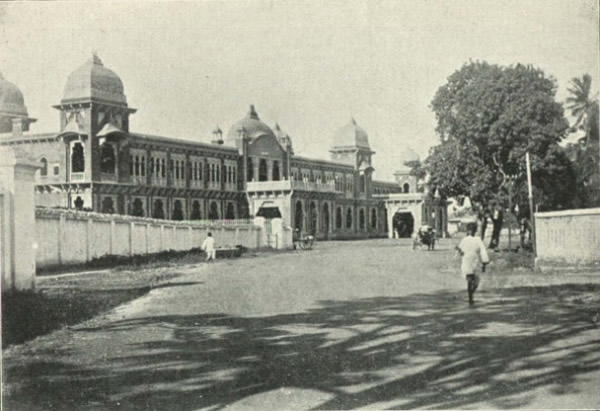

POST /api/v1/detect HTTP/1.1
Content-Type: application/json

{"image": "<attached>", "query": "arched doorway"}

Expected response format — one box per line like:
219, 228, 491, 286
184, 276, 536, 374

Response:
309, 201, 318, 234
208, 201, 219, 220
336, 207, 343, 230
152, 199, 165, 219
346, 207, 353, 229
295, 200, 303, 232
371, 208, 377, 230
359, 208, 365, 230
132, 198, 145, 217
101, 197, 114, 214
393, 211, 414, 238
322, 203, 330, 238
191, 200, 201, 220
225, 202, 235, 219
172, 200, 184, 220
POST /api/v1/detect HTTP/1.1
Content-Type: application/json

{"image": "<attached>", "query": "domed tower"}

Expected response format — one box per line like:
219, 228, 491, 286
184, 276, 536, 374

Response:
53, 54, 136, 182
393, 146, 420, 193
0, 71, 36, 136
330, 117, 375, 197
226, 105, 277, 149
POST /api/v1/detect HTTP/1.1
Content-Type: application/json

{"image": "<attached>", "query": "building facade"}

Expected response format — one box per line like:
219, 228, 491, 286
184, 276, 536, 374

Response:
0, 55, 447, 240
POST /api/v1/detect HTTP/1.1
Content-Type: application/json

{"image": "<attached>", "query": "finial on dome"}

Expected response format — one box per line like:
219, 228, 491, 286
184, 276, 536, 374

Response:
90, 51, 103, 65
248, 104, 259, 120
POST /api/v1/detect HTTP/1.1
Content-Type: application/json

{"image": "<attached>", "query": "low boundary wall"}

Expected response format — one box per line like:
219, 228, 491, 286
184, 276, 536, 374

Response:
35, 208, 262, 269
535, 208, 600, 271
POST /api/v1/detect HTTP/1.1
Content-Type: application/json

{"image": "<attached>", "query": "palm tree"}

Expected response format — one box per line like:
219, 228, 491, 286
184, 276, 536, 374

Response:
566, 74, 599, 145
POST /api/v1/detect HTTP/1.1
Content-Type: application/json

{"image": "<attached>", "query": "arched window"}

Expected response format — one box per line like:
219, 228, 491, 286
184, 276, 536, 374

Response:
309, 201, 318, 234
161, 159, 166, 178
259, 159, 268, 181
134, 155, 140, 176
74, 196, 84, 210
129, 155, 134, 175
191, 200, 201, 220
71, 143, 85, 173
371, 208, 377, 229
403, 183, 410, 193
359, 208, 365, 230
336, 207, 342, 229
359, 175, 366, 193
40, 157, 48, 176
100, 143, 116, 174
149, 157, 155, 176
152, 199, 165, 219
141, 156, 146, 177
247, 158, 254, 181
272, 161, 280, 181
346, 207, 353, 229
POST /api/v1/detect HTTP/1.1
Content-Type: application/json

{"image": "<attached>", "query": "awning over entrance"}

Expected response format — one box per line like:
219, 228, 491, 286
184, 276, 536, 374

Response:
256, 206, 282, 218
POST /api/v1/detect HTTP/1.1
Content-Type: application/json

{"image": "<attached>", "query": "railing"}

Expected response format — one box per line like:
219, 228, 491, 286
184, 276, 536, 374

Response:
247, 179, 342, 193
70, 172, 85, 182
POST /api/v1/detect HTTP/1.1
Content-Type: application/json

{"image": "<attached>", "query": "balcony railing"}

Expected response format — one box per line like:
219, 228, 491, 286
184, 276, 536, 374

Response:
70, 172, 85, 182
247, 179, 343, 193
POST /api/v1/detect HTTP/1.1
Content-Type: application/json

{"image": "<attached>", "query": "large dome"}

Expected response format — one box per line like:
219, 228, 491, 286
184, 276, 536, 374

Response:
331, 117, 370, 149
61, 54, 127, 105
226, 105, 276, 144
0, 71, 28, 116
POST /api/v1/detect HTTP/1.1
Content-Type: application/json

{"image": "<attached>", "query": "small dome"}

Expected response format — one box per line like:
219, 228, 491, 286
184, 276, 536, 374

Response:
394, 146, 420, 172
332, 117, 370, 149
61, 54, 127, 105
0, 71, 29, 116
226, 105, 276, 144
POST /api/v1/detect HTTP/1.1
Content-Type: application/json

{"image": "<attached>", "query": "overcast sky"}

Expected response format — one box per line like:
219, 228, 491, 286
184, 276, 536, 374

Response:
1, 0, 598, 179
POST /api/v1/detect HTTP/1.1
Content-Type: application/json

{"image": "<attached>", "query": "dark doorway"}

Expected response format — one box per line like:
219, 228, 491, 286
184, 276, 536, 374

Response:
393, 211, 414, 238
71, 143, 85, 173
100, 143, 116, 174
371, 208, 377, 229
322, 203, 330, 238
208, 201, 219, 220
295, 201, 303, 232
172, 200, 184, 220
247, 158, 254, 182
336, 207, 342, 229
191, 200, 201, 220
152, 199, 165, 219
309, 202, 318, 234
272, 161, 280, 181
359, 209, 365, 230
101, 197, 114, 214
226, 202, 235, 219
131, 198, 145, 217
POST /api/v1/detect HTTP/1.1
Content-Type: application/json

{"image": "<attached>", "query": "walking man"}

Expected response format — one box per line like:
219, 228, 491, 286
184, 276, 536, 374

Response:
202, 232, 216, 262
456, 222, 489, 306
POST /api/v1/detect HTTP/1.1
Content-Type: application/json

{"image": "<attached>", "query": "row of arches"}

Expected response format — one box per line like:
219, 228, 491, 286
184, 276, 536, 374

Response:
294, 201, 379, 234
99, 197, 236, 221
247, 158, 281, 182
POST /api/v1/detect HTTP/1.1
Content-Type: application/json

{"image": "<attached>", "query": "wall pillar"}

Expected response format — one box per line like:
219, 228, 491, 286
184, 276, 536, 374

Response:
0, 147, 40, 291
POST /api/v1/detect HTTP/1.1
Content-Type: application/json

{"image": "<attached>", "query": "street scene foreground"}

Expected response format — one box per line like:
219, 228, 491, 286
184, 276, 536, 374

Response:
3, 239, 600, 410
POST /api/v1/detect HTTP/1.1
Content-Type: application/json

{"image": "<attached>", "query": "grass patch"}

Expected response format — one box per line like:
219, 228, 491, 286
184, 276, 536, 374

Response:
2, 287, 149, 347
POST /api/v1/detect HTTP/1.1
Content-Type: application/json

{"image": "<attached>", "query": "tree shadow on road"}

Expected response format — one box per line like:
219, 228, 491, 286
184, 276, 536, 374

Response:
3, 284, 600, 410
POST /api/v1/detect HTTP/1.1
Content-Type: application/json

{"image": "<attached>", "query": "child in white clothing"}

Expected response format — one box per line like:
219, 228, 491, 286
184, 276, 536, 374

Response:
456, 222, 489, 305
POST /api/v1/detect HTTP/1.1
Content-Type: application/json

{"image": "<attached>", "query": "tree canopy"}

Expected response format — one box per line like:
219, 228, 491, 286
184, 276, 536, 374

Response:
425, 61, 577, 212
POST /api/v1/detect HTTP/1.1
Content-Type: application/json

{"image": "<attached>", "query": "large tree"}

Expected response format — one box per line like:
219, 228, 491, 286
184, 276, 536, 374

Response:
426, 61, 577, 238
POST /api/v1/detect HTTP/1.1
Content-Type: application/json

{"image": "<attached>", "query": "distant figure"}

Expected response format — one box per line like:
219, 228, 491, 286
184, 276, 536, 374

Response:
202, 232, 216, 262
456, 222, 490, 306
489, 205, 503, 251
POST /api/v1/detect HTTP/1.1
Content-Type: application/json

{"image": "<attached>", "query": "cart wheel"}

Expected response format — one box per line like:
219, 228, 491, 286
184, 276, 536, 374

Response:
305, 238, 314, 249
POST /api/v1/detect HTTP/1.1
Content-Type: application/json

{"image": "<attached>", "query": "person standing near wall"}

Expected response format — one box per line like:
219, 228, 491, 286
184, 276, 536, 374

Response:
202, 232, 216, 262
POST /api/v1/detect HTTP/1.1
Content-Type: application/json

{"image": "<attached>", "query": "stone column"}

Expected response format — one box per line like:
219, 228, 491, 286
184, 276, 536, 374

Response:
267, 159, 273, 181
0, 147, 40, 291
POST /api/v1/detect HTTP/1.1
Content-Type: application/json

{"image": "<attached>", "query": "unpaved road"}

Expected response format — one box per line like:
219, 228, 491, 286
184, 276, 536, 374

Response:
3, 239, 600, 410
